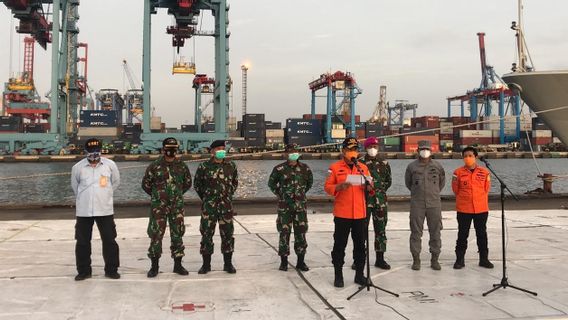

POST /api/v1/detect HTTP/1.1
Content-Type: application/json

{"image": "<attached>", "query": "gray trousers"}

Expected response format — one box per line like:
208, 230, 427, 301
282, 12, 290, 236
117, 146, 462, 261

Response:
409, 206, 443, 256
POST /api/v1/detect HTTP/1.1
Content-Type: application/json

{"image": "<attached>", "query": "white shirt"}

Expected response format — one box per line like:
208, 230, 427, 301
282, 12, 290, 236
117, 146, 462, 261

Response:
71, 157, 120, 217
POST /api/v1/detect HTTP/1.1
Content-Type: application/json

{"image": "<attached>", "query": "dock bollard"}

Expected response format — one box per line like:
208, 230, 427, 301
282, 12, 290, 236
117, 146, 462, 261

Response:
540, 173, 554, 193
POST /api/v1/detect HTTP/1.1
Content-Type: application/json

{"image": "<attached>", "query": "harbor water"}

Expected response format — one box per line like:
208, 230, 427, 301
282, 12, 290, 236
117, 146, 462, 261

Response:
0, 158, 567, 206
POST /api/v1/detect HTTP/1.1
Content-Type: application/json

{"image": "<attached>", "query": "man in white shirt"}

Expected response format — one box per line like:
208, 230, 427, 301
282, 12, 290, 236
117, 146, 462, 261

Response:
71, 138, 121, 281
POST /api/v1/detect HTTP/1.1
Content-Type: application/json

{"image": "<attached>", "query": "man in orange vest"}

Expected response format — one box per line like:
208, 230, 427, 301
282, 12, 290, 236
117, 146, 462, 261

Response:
451, 146, 494, 269
325, 137, 372, 287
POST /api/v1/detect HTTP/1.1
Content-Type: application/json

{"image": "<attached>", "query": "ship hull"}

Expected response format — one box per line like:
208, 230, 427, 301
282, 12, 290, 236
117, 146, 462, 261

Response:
502, 71, 568, 145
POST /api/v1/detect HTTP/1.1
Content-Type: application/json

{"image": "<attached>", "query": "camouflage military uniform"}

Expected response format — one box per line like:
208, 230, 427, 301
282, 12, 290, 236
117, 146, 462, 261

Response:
194, 158, 238, 255
142, 156, 192, 259
268, 161, 313, 257
362, 154, 392, 253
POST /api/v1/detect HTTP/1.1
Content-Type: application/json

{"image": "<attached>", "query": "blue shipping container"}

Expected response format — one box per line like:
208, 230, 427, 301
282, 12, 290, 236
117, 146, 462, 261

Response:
80, 110, 118, 127
286, 119, 323, 136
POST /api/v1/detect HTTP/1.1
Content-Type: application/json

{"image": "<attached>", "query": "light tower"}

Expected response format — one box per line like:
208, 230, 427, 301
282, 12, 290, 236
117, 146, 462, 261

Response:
241, 64, 249, 116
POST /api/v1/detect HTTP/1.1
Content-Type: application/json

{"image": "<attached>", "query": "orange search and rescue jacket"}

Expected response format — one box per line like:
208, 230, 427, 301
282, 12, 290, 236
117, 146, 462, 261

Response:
451, 165, 491, 214
324, 160, 370, 220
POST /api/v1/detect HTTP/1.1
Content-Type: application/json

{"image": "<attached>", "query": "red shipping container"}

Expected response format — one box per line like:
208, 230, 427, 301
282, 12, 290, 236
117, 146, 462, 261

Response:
532, 137, 553, 145
403, 135, 439, 145
412, 116, 440, 129
403, 143, 440, 153
356, 130, 366, 139
439, 134, 453, 141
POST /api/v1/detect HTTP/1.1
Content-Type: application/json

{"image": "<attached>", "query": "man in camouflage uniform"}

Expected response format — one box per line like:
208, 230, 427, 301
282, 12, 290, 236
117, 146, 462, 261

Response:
268, 143, 313, 272
142, 137, 192, 278
362, 137, 392, 269
194, 140, 239, 274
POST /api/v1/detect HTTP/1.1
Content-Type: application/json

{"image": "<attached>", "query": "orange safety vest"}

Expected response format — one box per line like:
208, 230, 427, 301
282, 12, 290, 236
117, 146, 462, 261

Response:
452, 165, 491, 214
324, 160, 370, 220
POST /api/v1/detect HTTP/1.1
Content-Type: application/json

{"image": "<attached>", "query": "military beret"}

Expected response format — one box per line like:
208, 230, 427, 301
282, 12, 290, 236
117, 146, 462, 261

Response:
210, 140, 226, 149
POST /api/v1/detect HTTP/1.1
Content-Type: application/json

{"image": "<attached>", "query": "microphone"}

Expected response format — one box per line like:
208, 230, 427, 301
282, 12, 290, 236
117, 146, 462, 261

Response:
479, 155, 489, 165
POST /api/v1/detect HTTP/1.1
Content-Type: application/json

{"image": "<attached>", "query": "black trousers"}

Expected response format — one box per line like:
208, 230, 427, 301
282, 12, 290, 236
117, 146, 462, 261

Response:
331, 217, 366, 268
455, 212, 488, 255
75, 215, 120, 274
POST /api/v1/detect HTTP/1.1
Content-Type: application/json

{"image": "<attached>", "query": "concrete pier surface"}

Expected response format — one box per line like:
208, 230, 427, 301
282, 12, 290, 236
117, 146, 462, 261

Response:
1, 208, 568, 319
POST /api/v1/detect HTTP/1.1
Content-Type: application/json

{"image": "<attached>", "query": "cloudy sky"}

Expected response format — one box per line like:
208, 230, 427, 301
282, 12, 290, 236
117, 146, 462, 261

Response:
1, 0, 567, 127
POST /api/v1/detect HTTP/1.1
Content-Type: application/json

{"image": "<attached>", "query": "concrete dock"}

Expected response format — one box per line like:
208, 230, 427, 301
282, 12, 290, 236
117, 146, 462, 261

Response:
1, 208, 568, 319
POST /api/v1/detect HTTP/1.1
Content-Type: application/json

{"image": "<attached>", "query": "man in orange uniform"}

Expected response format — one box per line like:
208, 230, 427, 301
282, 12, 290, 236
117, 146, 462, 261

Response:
325, 137, 371, 288
452, 146, 494, 269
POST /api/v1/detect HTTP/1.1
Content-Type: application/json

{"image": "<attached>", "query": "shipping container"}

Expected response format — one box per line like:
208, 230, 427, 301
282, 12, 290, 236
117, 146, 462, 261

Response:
402, 135, 439, 146
243, 128, 266, 138
457, 137, 493, 145
355, 130, 366, 139
123, 123, 142, 133
440, 122, 453, 134
0, 116, 22, 125
80, 110, 119, 127
380, 145, 401, 152
243, 114, 265, 123
302, 114, 361, 123
265, 122, 282, 130
382, 137, 401, 145
24, 123, 49, 133
266, 129, 284, 138
286, 119, 323, 135
403, 143, 440, 153
0, 123, 23, 132
400, 127, 437, 136
227, 138, 247, 149
78, 127, 119, 137
459, 130, 492, 138
411, 116, 440, 129
181, 124, 197, 132
285, 135, 322, 147
532, 130, 553, 138
245, 136, 266, 147
331, 129, 346, 139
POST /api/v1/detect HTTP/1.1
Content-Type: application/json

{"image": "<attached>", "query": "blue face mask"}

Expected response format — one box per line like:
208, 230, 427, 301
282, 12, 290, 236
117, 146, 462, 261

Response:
87, 152, 101, 162
288, 153, 300, 161
215, 150, 227, 159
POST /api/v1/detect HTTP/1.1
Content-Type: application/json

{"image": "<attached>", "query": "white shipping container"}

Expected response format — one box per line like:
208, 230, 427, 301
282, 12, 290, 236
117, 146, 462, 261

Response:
331, 129, 346, 139
491, 130, 517, 137
533, 130, 553, 138
78, 127, 119, 137
266, 129, 284, 138
440, 122, 453, 134
150, 117, 161, 130
460, 130, 492, 138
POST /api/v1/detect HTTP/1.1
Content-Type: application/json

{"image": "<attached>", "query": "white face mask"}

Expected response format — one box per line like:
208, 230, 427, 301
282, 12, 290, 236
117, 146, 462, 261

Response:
366, 148, 378, 157
419, 149, 431, 159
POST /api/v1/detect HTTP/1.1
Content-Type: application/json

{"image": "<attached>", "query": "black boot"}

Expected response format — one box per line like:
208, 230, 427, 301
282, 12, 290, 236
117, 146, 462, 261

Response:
296, 254, 309, 272
354, 267, 368, 285
279, 256, 288, 271
173, 257, 189, 275
334, 265, 344, 288
374, 252, 391, 270
147, 257, 159, 278
223, 253, 237, 274
479, 251, 494, 269
198, 254, 211, 274
453, 251, 465, 269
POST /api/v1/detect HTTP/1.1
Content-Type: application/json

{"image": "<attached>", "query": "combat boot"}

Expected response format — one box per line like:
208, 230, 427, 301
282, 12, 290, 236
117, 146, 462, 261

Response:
198, 254, 211, 274
375, 252, 391, 270
173, 257, 189, 275
479, 252, 494, 269
334, 265, 344, 288
453, 251, 465, 269
430, 253, 441, 271
279, 256, 288, 271
354, 267, 368, 286
223, 253, 237, 274
296, 254, 309, 272
411, 254, 421, 271
147, 257, 159, 278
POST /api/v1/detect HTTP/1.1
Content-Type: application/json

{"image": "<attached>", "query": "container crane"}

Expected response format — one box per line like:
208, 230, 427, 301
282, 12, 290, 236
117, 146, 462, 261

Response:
368, 85, 388, 126
308, 71, 362, 142
192, 74, 215, 132
122, 60, 144, 123
140, 0, 230, 152
447, 32, 522, 143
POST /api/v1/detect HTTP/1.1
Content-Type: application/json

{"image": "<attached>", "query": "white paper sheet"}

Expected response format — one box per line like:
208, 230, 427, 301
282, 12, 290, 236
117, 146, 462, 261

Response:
345, 174, 372, 186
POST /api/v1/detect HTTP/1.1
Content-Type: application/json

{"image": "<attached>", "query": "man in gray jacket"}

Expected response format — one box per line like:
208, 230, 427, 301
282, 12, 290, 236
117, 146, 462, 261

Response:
405, 140, 445, 271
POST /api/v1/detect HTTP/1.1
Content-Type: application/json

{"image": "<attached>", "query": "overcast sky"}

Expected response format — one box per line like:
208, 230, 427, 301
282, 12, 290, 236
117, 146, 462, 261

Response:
1, 0, 567, 127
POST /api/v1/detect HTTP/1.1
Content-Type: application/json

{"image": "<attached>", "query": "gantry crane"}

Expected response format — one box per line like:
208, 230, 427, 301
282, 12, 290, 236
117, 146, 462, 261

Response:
140, 0, 230, 152
447, 32, 522, 143
1, 0, 85, 154
308, 71, 362, 143
122, 60, 144, 123
193, 74, 215, 132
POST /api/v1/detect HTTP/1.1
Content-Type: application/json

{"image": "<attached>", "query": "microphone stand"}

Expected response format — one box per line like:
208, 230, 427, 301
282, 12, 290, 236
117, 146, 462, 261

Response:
348, 158, 399, 300
481, 158, 537, 297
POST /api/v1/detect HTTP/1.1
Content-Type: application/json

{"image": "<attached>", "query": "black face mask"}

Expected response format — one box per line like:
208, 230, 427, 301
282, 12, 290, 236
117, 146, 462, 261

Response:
164, 148, 177, 158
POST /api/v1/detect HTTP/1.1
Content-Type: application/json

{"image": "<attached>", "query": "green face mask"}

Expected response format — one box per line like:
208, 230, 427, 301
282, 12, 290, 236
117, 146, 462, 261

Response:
288, 153, 300, 161
215, 149, 226, 159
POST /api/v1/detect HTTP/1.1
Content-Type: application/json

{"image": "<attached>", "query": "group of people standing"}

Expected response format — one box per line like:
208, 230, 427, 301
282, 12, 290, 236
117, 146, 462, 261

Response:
70, 136, 494, 287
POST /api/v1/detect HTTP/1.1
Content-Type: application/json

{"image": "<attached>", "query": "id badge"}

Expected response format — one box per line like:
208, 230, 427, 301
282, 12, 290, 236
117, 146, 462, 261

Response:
99, 176, 108, 188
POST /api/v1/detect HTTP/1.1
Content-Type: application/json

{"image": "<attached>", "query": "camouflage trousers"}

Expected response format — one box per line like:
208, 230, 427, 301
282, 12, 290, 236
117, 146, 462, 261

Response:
276, 210, 308, 257
370, 206, 388, 253
200, 210, 234, 255
147, 202, 186, 259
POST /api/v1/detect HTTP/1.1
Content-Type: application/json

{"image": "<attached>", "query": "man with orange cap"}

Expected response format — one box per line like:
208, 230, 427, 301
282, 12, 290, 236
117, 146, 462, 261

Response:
325, 137, 371, 288
451, 146, 494, 269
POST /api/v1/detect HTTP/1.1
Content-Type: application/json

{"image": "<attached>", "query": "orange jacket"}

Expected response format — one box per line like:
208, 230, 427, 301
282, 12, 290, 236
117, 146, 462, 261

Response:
324, 160, 370, 220
452, 166, 491, 214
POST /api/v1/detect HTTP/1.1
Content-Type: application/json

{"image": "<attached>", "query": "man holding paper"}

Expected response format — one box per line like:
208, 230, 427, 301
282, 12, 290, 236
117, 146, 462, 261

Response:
325, 137, 372, 288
